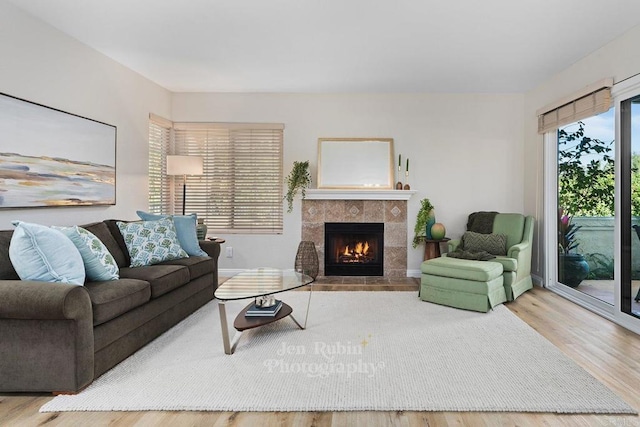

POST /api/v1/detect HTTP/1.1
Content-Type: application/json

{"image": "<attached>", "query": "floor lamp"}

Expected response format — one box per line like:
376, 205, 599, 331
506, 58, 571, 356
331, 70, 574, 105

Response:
166, 155, 204, 215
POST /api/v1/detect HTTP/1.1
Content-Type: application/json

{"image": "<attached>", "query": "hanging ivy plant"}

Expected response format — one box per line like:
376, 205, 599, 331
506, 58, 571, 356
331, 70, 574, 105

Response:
284, 161, 311, 213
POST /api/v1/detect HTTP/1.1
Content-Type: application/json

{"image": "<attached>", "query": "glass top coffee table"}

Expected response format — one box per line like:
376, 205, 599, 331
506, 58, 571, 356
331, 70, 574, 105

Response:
214, 268, 314, 354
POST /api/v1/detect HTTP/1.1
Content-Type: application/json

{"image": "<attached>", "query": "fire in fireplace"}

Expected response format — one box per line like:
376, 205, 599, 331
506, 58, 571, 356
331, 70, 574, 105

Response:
339, 240, 372, 263
324, 222, 384, 276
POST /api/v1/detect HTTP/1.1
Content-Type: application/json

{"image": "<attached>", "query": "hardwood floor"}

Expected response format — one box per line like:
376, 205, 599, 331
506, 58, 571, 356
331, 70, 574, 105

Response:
2, 283, 640, 426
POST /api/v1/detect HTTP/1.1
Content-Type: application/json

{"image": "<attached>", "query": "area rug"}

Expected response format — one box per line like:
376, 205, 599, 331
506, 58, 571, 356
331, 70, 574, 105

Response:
41, 291, 635, 414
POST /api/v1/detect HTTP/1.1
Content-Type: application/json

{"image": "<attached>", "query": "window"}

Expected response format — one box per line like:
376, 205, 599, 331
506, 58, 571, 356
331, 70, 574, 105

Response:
148, 117, 284, 234
148, 115, 172, 214
540, 79, 615, 314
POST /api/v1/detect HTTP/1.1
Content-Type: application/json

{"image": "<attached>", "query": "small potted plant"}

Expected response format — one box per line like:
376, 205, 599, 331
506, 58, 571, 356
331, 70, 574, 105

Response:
412, 198, 435, 248
558, 208, 590, 287
284, 161, 311, 213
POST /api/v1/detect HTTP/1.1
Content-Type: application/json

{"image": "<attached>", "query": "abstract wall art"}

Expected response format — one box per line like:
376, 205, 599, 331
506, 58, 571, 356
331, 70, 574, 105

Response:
0, 93, 116, 208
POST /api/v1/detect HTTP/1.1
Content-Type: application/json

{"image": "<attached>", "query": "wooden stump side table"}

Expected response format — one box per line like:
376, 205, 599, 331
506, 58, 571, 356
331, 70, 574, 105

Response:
422, 238, 451, 261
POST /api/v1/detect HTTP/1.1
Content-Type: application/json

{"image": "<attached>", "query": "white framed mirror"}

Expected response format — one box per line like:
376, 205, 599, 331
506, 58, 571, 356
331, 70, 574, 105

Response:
317, 138, 394, 189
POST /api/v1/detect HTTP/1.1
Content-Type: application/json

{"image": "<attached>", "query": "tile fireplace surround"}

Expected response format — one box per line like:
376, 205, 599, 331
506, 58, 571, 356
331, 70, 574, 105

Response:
301, 190, 415, 278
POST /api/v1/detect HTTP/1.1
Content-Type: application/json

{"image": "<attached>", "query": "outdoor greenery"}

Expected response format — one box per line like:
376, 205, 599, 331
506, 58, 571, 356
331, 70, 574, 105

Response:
558, 121, 640, 216
557, 209, 581, 254
633, 155, 640, 216
584, 253, 614, 280
557, 120, 640, 280
557, 122, 614, 216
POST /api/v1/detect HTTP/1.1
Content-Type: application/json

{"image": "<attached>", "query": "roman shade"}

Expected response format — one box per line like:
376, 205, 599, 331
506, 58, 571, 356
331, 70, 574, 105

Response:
537, 78, 613, 134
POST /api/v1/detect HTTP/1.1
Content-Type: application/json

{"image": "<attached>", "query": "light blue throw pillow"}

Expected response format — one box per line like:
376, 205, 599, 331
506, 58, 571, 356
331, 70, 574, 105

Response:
8, 221, 85, 285
117, 218, 189, 267
53, 226, 120, 282
136, 211, 207, 257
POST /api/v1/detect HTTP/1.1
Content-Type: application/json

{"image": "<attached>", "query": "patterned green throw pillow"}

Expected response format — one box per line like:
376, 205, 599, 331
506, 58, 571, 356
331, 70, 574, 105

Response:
116, 218, 188, 267
54, 225, 119, 281
462, 231, 507, 256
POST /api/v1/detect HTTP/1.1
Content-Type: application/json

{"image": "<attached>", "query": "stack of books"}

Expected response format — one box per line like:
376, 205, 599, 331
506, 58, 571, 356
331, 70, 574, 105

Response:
245, 299, 283, 317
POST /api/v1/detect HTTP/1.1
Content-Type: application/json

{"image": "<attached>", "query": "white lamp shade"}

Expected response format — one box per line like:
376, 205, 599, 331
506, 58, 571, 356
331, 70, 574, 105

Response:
166, 155, 203, 176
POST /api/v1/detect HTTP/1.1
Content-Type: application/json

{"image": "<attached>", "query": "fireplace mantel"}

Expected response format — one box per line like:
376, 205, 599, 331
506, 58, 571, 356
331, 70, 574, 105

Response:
305, 189, 415, 201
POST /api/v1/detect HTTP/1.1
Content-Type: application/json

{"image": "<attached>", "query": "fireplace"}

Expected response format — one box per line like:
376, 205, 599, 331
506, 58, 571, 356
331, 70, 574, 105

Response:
324, 222, 384, 276
302, 197, 410, 278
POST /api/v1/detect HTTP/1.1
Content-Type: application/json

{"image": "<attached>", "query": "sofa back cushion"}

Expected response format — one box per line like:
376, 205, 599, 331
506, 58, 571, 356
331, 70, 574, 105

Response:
82, 221, 129, 268
0, 230, 19, 280
493, 213, 525, 250
103, 220, 133, 267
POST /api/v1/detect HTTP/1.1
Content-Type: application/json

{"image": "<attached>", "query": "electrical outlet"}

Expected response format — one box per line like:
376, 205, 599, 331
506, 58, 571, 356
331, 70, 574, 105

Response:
226, 246, 233, 258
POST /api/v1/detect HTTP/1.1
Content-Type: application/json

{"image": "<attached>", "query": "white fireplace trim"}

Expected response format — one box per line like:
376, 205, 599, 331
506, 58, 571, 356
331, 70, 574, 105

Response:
305, 189, 415, 201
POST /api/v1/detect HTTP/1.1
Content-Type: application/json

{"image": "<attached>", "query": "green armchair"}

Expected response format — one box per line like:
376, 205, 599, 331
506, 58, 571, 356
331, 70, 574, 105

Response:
446, 213, 535, 301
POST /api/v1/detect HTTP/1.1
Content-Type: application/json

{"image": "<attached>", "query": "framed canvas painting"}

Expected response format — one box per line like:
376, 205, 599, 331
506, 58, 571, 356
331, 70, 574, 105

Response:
0, 93, 116, 208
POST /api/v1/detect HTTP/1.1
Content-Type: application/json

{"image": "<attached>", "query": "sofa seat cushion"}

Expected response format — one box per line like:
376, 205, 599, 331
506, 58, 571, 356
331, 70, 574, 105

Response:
119, 264, 190, 299
421, 257, 503, 282
159, 256, 213, 281
491, 256, 518, 272
85, 279, 150, 326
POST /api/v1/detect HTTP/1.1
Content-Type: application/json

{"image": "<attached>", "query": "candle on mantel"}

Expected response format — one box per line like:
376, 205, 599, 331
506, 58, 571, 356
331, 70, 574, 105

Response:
398, 154, 401, 169
406, 158, 409, 172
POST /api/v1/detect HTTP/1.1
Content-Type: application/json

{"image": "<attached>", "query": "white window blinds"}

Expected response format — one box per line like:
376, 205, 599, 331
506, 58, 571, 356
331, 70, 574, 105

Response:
537, 78, 613, 134
148, 115, 172, 214
170, 122, 284, 234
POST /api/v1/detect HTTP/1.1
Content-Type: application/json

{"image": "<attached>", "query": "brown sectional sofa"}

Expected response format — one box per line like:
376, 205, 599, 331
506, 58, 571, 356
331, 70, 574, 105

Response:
0, 219, 220, 393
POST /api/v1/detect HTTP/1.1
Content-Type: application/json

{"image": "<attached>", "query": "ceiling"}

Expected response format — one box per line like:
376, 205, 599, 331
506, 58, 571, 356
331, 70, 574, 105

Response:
8, 0, 640, 93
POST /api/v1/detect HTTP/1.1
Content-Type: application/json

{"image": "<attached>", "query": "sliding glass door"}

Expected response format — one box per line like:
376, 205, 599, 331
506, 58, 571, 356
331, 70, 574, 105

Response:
556, 110, 615, 304
546, 78, 640, 333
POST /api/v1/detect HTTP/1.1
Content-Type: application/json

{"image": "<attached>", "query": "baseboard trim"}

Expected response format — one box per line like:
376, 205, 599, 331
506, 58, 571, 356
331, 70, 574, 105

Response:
407, 269, 421, 278
531, 273, 544, 287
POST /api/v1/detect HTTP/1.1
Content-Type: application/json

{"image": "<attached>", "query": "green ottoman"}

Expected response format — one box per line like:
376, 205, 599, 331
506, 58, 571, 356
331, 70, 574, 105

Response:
420, 257, 506, 312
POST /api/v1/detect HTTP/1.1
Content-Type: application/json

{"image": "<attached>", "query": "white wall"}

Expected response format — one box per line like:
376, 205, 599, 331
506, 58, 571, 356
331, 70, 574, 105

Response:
0, 1, 171, 227
524, 24, 640, 282
0, 0, 527, 277
172, 93, 525, 274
